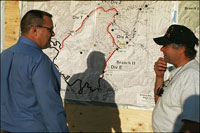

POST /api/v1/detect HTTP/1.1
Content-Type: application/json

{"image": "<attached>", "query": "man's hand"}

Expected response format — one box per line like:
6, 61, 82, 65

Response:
154, 57, 167, 78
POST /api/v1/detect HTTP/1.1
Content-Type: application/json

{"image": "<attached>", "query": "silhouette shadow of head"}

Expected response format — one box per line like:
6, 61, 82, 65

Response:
64, 51, 122, 132
87, 51, 105, 75
173, 95, 200, 132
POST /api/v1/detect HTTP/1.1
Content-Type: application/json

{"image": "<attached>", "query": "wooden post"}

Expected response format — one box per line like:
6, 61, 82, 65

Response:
4, 1, 20, 50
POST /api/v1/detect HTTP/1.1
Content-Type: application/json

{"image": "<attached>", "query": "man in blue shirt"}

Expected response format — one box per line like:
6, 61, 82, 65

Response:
1, 10, 68, 132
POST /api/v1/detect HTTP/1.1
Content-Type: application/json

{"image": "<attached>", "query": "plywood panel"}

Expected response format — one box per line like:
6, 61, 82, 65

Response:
4, 1, 20, 50
64, 104, 153, 132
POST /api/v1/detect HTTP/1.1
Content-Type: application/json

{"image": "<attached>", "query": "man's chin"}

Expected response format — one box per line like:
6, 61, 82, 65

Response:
44, 43, 51, 49
42, 45, 49, 50
164, 57, 169, 63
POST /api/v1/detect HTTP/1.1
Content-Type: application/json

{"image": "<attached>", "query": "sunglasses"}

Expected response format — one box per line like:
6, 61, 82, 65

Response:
37, 25, 54, 34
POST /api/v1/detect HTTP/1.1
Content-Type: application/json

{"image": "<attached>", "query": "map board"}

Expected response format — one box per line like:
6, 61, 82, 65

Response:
21, 1, 199, 109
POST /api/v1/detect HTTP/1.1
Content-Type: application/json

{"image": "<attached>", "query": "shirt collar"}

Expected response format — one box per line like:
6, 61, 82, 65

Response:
18, 36, 42, 51
169, 59, 196, 78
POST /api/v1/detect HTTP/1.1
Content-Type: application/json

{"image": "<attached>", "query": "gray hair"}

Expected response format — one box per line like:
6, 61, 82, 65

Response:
171, 43, 197, 59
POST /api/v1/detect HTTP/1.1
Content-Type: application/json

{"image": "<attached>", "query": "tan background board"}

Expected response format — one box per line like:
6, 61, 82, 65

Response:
64, 104, 153, 132
4, 1, 153, 132
4, 1, 20, 50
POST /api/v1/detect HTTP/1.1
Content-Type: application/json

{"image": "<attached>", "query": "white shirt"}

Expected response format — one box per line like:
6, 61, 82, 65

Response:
152, 59, 200, 132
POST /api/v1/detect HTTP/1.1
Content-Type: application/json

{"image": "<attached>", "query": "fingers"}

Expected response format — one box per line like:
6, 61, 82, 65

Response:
154, 57, 167, 77
155, 57, 167, 71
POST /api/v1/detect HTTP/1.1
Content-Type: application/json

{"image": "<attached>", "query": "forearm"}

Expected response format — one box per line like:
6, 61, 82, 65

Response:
179, 120, 200, 132
153, 57, 167, 104
154, 76, 164, 104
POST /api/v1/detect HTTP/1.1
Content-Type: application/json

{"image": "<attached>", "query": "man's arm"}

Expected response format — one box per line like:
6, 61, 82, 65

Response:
179, 70, 200, 133
179, 120, 200, 133
154, 57, 167, 104
32, 55, 68, 132
154, 77, 164, 103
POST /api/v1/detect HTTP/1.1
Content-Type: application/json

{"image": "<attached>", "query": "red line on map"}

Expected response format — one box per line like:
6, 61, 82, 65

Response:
61, 6, 119, 72
61, 32, 74, 49
104, 49, 117, 70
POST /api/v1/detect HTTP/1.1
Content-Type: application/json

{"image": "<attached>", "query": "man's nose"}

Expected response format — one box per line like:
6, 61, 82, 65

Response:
160, 46, 165, 52
51, 31, 55, 37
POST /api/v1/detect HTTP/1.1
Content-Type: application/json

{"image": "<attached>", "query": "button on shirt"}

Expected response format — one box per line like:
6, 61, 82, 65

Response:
1, 37, 68, 132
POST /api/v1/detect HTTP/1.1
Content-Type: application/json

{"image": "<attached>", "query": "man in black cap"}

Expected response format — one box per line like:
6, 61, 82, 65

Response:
152, 24, 199, 132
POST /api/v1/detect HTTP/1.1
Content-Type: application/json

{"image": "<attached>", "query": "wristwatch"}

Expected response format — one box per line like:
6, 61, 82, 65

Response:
156, 86, 164, 97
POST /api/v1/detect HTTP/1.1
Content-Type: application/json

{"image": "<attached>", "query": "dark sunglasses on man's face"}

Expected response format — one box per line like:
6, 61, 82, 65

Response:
37, 25, 54, 34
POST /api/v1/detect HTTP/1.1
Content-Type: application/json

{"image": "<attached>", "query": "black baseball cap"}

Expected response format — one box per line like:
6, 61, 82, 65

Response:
153, 24, 199, 47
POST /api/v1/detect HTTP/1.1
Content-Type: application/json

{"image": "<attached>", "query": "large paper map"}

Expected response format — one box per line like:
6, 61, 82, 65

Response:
21, 1, 198, 108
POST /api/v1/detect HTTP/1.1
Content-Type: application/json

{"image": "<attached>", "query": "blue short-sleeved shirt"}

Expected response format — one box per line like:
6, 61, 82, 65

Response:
1, 37, 68, 132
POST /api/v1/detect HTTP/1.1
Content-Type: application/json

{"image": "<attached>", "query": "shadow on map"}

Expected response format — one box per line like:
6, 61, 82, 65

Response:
64, 51, 122, 132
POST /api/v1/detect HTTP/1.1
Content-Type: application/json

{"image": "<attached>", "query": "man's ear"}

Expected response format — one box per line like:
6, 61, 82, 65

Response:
179, 46, 186, 54
25, 26, 38, 40
30, 25, 37, 35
